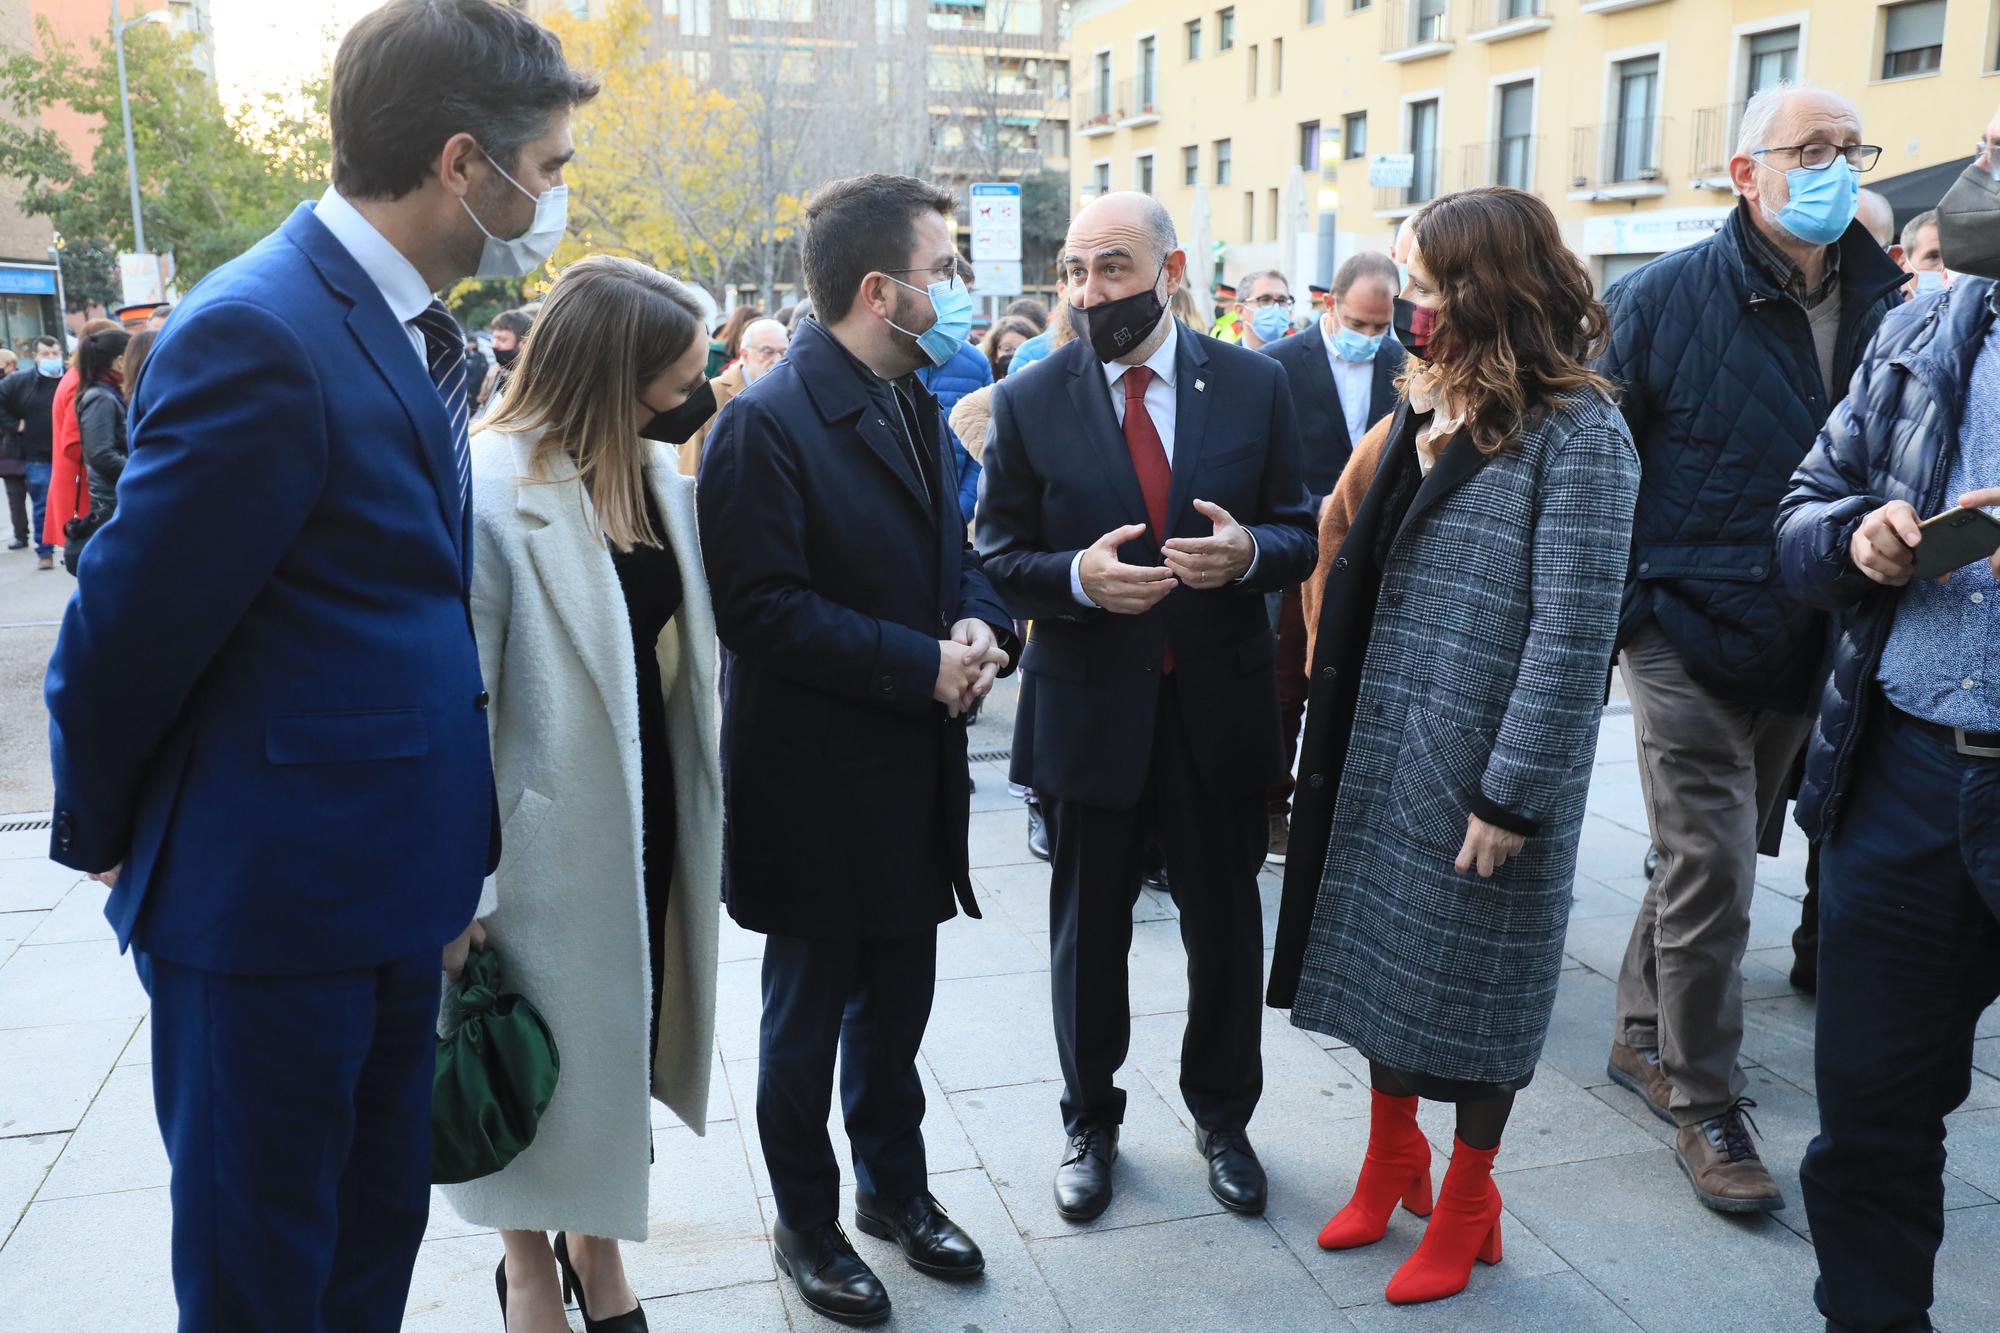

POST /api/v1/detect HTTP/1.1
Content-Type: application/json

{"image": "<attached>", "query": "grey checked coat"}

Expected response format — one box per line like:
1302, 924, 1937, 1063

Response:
1271, 392, 1638, 1085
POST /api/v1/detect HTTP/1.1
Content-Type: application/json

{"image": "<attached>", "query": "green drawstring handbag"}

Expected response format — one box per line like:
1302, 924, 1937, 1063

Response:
431, 943, 561, 1185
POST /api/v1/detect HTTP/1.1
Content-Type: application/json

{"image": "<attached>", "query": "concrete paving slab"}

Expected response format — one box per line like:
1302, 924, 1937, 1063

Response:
1029, 1212, 1351, 1332
1498, 1150, 1821, 1331
36, 1063, 166, 1200
0, 939, 147, 1029
712, 955, 765, 1063
1537, 965, 1622, 1091
950, 1077, 1226, 1240
0, 858, 82, 913
924, 969, 1055, 1093
0, 1018, 134, 1137
21, 879, 113, 946
936, 907, 1047, 982
0, 1184, 173, 1328
1931, 1202, 2000, 1333
1344, 1270, 1642, 1331
627, 1121, 776, 1299
1411, 1063, 1660, 1175
0, 908, 42, 969
970, 808, 1044, 870
0, 1131, 63, 1240
639, 1281, 791, 1333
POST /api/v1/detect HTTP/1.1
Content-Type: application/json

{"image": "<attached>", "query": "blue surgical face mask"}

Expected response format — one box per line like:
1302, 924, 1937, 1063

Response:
887, 274, 973, 368
1329, 323, 1384, 363
36, 356, 63, 377
1249, 305, 1292, 343
1759, 156, 1859, 247
1913, 268, 1947, 297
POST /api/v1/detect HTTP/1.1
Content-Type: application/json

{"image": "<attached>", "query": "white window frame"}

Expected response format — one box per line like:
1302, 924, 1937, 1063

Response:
1091, 44, 1115, 119
1090, 157, 1114, 198
1600, 40, 1669, 184
1727, 12, 1811, 124
1132, 28, 1159, 113
1486, 68, 1540, 191
1398, 84, 1447, 211
1133, 150, 1157, 195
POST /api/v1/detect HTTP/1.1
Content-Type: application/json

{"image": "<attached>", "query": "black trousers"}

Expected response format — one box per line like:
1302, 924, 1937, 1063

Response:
1044, 679, 1267, 1136
1801, 710, 2000, 1333
756, 929, 938, 1230
3, 473, 25, 544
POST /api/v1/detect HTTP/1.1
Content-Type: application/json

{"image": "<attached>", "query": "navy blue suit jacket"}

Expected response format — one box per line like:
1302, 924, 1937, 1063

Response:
46, 203, 496, 973
1260, 319, 1404, 509
975, 326, 1318, 810
699, 319, 1017, 940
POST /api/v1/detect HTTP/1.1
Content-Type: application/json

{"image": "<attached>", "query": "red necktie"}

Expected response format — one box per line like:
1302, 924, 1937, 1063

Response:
1121, 365, 1174, 672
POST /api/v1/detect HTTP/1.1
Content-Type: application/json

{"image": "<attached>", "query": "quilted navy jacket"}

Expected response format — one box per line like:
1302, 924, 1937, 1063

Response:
1598, 205, 1907, 710
1775, 278, 1998, 839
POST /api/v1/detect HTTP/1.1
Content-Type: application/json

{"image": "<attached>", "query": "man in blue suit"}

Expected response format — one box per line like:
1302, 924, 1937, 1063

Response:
43, 4, 595, 1327
976, 192, 1317, 1225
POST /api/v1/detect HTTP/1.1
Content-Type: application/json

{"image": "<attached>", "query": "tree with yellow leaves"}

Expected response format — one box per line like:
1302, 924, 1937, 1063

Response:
542, 0, 797, 302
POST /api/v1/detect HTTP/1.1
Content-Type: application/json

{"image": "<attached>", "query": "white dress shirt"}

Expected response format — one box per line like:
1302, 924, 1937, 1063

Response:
1322, 317, 1377, 450
314, 187, 434, 369
1069, 317, 1256, 606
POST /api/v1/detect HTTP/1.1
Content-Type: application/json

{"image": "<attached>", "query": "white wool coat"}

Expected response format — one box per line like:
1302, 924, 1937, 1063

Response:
439, 426, 721, 1242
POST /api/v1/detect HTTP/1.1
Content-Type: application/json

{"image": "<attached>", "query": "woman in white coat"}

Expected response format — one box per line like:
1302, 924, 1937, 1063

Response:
443, 255, 722, 1333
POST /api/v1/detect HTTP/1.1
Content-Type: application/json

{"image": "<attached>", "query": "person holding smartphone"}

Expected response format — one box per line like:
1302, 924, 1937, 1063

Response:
1774, 98, 2000, 1333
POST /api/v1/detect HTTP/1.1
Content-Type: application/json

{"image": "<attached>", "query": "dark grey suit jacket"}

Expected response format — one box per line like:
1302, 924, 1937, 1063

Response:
1261, 319, 1404, 507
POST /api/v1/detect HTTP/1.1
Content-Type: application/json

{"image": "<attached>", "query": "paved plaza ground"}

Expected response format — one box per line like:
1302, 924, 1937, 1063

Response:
2, 554, 1998, 1329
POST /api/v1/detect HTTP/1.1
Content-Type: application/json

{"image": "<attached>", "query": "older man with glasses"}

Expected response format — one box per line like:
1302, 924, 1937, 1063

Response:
1597, 83, 1906, 1217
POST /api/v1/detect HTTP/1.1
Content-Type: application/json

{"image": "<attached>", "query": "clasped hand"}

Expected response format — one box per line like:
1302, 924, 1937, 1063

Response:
934, 619, 1010, 717
1079, 500, 1253, 614
1852, 488, 2000, 586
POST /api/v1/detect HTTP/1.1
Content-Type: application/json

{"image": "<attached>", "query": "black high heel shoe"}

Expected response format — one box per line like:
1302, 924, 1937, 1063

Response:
493, 1258, 508, 1331
554, 1231, 650, 1332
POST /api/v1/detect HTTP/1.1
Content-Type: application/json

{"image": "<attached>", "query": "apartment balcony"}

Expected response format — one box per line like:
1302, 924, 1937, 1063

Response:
1689, 102, 1744, 190
1462, 135, 1543, 192
1466, 0, 1552, 43
1074, 85, 1122, 138
1568, 118, 1671, 201
1578, 0, 1669, 12
1381, 0, 1455, 63
930, 148, 1047, 178
1116, 74, 1160, 128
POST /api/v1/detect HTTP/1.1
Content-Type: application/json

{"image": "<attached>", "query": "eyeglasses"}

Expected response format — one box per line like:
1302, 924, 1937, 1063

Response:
1751, 142, 1882, 173
883, 262, 964, 283
1242, 294, 1295, 309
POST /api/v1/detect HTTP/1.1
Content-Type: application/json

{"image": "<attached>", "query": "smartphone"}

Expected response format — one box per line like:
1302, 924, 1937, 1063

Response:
1911, 506, 2000, 581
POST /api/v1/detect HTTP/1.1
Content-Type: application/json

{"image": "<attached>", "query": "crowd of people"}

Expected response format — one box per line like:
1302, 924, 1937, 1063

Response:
26, 1, 2000, 1331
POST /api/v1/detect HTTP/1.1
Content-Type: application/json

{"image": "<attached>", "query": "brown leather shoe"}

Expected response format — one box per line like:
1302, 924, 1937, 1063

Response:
1606, 1044, 1675, 1125
1674, 1100, 1784, 1213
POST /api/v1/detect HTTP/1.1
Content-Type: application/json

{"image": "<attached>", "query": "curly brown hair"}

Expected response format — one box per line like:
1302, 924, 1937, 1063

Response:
1406, 187, 1614, 456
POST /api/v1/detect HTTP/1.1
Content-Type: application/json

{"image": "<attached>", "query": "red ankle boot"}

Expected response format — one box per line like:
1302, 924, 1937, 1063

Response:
1384, 1136, 1503, 1305
1317, 1089, 1434, 1250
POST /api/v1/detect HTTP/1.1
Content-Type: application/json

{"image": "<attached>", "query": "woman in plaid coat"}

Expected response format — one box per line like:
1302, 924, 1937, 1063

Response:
1267, 189, 1638, 1306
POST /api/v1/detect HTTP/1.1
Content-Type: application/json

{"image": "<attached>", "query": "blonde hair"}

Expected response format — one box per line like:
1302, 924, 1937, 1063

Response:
485, 255, 706, 551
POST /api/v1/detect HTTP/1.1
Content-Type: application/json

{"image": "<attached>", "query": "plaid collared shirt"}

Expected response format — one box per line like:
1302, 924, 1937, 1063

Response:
1735, 198, 1842, 310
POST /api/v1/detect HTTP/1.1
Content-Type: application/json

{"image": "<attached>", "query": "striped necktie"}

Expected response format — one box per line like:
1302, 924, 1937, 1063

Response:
413, 300, 470, 516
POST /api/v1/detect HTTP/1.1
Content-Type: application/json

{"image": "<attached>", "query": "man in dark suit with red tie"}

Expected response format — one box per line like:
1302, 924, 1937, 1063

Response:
976, 191, 1318, 1222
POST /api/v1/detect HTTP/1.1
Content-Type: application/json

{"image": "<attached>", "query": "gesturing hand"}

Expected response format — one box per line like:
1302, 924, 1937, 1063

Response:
1455, 815, 1526, 879
1162, 500, 1253, 590
1850, 500, 1922, 587
1079, 523, 1177, 614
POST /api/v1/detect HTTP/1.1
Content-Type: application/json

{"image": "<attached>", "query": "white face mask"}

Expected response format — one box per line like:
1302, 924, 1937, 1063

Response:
462, 148, 567, 280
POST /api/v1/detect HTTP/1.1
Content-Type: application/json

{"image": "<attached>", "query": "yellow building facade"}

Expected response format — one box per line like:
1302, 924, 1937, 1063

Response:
1067, 0, 1997, 291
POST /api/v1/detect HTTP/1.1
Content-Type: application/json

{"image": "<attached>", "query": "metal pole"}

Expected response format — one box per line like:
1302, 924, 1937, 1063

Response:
112, 0, 147, 256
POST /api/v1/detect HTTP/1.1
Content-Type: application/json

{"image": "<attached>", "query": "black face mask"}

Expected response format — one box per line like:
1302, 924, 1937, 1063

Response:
1067, 259, 1168, 363
637, 379, 717, 445
492, 343, 518, 368
1392, 296, 1436, 361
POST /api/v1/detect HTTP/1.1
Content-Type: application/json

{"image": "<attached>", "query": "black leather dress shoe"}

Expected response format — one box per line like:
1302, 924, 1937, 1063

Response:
772, 1220, 891, 1326
1054, 1124, 1119, 1221
1196, 1128, 1268, 1214
855, 1191, 985, 1278
1027, 804, 1050, 861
